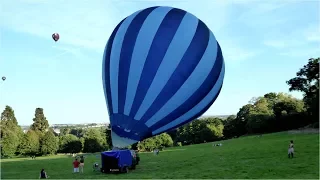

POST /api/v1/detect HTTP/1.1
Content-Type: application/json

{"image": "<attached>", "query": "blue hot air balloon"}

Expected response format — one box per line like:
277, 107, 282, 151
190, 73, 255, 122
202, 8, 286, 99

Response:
102, 6, 225, 148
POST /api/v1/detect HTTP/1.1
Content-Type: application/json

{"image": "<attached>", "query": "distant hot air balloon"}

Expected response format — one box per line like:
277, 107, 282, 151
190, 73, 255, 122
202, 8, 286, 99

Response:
2, 76, 6, 81
52, 33, 60, 42
102, 6, 225, 148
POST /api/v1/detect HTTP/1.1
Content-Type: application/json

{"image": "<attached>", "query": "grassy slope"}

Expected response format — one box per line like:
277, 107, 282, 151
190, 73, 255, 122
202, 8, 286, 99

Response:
1, 132, 319, 179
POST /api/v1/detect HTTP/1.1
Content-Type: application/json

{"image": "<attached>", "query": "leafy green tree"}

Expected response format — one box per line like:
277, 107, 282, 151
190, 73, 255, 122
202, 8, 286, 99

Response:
60, 128, 71, 136
83, 138, 103, 153
137, 138, 155, 152
226, 104, 255, 137
70, 128, 84, 138
1, 106, 18, 128
82, 128, 105, 152
58, 134, 80, 153
83, 128, 103, 140
1, 130, 20, 157
137, 133, 174, 152
30, 108, 49, 135
40, 131, 59, 155
273, 98, 305, 117
18, 130, 40, 156
105, 128, 112, 149
67, 140, 83, 154
0, 106, 23, 157
246, 114, 275, 134
158, 133, 174, 147
223, 118, 238, 138
170, 118, 224, 146
287, 57, 319, 122
48, 128, 59, 136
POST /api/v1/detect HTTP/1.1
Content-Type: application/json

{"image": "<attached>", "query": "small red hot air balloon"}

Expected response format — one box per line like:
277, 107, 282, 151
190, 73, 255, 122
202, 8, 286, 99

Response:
2, 76, 6, 81
52, 33, 60, 42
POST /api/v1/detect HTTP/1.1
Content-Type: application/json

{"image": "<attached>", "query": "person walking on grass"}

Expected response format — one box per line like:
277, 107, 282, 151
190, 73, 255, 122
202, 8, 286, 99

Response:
73, 158, 80, 173
39, 169, 49, 179
79, 156, 85, 173
288, 140, 294, 158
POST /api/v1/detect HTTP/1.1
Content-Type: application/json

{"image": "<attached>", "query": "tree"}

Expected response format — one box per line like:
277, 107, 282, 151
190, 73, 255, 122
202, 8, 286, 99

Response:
1, 106, 18, 128
83, 138, 103, 153
40, 131, 58, 155
83, 128, 105, 152
48, 128, 59, 136
246, 114, 275, 134
273, 98, 305, 117
83, 128, 104, 140
18, 130, 40, 156
70, 128, 84, 138
68, 140, 83, 154
105, 128, 112, 149
58, 134, 81, 153
251, 97, 273, 115
0, 106, 23, 157
223, 115, 238, 138
1, 130, 20, 157
287, 58, 319, 122
136, 132, 174, 152
230, 104, 255, 137
173, 118, 224, 146
60, 128, 70, 136
30, 108, 49, 135
158, 133, 174, 147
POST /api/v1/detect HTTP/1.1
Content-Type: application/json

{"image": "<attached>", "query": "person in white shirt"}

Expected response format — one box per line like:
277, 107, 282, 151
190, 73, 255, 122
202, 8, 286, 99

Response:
288, 140, 294, 158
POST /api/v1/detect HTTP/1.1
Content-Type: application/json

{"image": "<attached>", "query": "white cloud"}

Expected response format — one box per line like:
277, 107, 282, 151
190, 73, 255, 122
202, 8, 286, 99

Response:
263, 40, 287, 49
263, 38, 306, 49
279, 47, 320, 58
220, 41, 259, 62
0, 0, 124, 52
304, 25, 320, 42
261, 23, 320, 61
51, 45, 83, 58
0, 0, 234, 53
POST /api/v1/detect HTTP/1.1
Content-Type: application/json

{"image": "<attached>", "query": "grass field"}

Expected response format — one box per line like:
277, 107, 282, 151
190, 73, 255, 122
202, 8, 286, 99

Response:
1, 131, 319, 179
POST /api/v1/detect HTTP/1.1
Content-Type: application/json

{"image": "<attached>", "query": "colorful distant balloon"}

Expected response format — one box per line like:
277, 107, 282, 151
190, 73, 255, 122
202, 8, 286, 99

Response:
52, 33, 60, 42
102, 6, 225, 148
2, 76, 6, 81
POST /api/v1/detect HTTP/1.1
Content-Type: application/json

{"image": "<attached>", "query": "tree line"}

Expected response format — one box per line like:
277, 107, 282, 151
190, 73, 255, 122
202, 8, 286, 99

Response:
131, 58, 319, 149
0, 58, 318, 157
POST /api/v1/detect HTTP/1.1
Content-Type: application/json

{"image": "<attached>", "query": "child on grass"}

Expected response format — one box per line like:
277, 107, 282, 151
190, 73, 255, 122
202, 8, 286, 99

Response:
39, 169, 48, 179
73, 159, 80, 173
79, 156, 85, 173
288, 140, 294, 158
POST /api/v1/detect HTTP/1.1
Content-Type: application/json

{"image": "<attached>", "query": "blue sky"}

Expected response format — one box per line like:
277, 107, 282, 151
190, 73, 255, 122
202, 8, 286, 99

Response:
0, 0, 319, 125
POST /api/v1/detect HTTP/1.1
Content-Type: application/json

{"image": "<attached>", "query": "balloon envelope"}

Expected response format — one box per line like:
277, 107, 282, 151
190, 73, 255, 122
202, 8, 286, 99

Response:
52, 33, 59, 42
102, 6, 225, 148
2, 76, 6, 81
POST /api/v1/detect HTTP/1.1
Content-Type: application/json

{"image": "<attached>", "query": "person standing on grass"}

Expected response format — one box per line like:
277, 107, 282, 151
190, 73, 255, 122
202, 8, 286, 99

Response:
79, 156, 85, 173
73, 158, 80, 173
39, 169, 48, 179
288, 140, 294, 158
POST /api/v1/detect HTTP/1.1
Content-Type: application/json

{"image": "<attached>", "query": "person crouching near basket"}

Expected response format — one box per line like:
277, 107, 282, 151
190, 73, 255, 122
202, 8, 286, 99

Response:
79, 156, 85, 173
288, 140, 294, 158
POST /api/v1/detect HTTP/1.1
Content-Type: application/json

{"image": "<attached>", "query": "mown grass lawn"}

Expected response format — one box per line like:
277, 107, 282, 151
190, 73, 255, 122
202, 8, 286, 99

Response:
1, 132, 319, 179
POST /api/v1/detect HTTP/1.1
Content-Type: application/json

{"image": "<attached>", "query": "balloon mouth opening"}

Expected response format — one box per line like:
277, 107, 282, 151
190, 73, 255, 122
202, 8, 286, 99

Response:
111, 131, 138, 148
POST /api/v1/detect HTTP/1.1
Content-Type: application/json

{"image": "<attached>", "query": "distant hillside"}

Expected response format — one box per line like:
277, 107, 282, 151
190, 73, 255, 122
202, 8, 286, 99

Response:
199, 115, 233, 120
19, 116, 232, 129
19, 123, 109, 130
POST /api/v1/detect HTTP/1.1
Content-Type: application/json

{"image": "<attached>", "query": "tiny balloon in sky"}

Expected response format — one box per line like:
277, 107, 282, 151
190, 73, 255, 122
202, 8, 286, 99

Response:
52, 33, 60, 42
